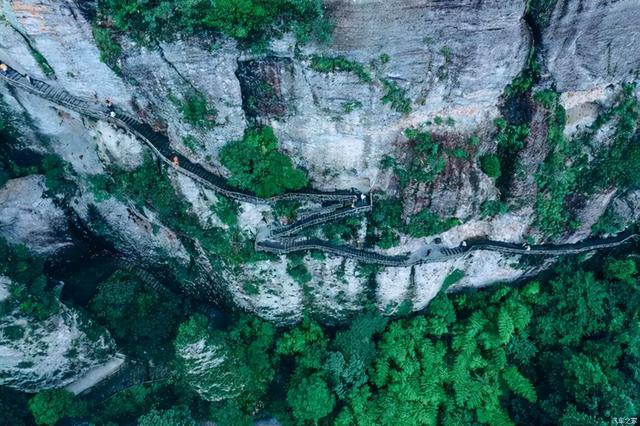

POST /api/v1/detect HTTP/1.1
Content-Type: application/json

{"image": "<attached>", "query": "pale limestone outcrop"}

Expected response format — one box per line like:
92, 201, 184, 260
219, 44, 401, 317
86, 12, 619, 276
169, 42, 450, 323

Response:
0, 276, 117, 392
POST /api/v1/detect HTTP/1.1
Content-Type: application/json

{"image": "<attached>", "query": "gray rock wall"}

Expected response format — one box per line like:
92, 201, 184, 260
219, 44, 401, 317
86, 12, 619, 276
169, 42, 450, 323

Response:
0, 175, 72, 254
541, 0, 640, 92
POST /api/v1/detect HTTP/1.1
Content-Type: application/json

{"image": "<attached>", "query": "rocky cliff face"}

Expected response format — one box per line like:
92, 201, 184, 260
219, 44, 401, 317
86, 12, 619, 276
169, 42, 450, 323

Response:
540, 0, 640, 93
0, 175, 72, 254
0, 276, 116, 392
0, 0, 638, 327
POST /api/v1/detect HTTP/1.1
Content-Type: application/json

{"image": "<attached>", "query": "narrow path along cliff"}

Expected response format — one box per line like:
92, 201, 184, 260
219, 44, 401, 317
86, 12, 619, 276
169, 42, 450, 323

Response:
2, 62, 638, 266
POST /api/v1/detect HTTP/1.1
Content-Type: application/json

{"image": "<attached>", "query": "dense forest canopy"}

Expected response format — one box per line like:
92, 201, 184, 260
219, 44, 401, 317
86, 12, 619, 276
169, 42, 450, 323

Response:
2, 233, 638, 424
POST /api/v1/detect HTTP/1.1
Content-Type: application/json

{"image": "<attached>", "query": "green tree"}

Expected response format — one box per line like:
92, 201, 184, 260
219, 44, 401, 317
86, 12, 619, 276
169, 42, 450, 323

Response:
137, 406, 196, 426
28, 390, 82, 426
89, 271, 180, 358
287, 374, 336, 423
479, 154, 501, 179
220, 126, 309, 197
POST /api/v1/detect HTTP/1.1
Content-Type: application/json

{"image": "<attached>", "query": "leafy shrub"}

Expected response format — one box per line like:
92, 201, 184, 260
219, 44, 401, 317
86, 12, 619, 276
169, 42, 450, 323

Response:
211, 196, 240, 227
0, 238, 57, 320
30, 49, 54, 76
480, 199, 508, 218
527, 0, 559, 30
405, 209, 460, 238
89, 271, 180, 359
381, 79, 412, 114
92, 25, 122, 71
382, 129, 446, 189
28, 390, 85, 426
177, 92, 217, 128
532, 89, 576, 237
309, 56, 371, 83
220, 126, 309, 197
367, 198, 403, 249
342, 100, 362, 113
442, 269, 464, 290
479, 153, 501, 179
99, 0, 331, 43
287, 254, 311, 285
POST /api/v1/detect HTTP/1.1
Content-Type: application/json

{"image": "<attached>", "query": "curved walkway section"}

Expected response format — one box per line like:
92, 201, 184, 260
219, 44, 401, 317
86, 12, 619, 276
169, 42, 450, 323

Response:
1, 63, 638, 266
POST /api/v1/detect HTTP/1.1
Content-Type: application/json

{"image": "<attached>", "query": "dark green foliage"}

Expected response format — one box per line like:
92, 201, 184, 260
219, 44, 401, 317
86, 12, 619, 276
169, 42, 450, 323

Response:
211, 196, 240, 227
0, 388, 34, 426
583, 84, 640, 191
92, 25, 122, 71
137, 407, 196, 426
30, 49, 54, 77
0, 238, 57, 320
379, 53, 390, 64
405, 208, 460, 238
381, 79, 412, 114
173, 91, 217, 128
273, 200, 300, 222
98, 0, 331, 43
442, 269, 465, 290
322, 216, 362, 244
382, 129, 446, 189
480, 199, 508, 218
494, 118, 530, 153
287, 254, 311, 285
591, 208, 625, 236
527, 0, 559, 30
367, 198, 403, 249
287, 375, 335, 422
533, 90, 577, 237
220, 126, 309, 197
309, 56, 371, 82
89, 271, 181, 359
479, 153, 501, 179
176, 314, 277, 418
28, 389, 85, 426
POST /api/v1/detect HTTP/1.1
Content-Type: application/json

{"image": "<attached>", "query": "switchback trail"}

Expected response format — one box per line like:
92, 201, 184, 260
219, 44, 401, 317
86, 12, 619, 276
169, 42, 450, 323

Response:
2, 63, 638, 266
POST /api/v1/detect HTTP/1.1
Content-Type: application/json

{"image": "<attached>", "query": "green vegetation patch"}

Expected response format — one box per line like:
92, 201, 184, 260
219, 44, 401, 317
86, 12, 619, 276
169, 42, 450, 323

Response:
442, 269, 465, 290
92, 25, 122, 72
220, 126, 308, 198
171, 91, 217, 128
381, 79, 412, 114
532, 89, 578, 237
0, 238, 57, 320
309, 55, 371, 83
381, 129, 446, 189
31, 49, 54, 77
405, 208, 460, 238
98, 0, 331, 44
479, 153, 501, 179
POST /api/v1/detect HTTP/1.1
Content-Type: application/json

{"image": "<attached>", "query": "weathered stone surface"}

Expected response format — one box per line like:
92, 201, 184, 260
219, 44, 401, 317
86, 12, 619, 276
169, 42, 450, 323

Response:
0, 175, 72, 254
120, 38, 246, 167
0, 276, 117, 392
273, 0, 531, 191
541, 0, 640, 93
3, 0, 132, 106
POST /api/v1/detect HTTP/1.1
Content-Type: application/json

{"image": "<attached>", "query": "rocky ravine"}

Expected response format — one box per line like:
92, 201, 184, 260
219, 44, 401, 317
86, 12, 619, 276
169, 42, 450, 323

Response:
1, 0, 639, 339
